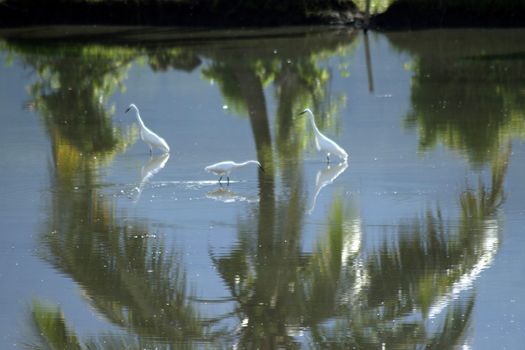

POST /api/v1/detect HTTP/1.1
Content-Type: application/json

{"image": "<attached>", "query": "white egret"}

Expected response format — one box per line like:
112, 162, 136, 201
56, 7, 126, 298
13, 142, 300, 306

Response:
205, 160, 264, 184
125, 104, 170, 154
299, 108, 348, 163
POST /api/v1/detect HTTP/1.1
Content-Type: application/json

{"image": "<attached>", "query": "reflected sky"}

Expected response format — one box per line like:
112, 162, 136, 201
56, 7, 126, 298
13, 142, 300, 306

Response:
1, 27, 525, 349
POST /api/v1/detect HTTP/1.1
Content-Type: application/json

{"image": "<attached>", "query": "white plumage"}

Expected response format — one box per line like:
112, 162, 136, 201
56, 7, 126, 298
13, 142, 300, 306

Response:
125, 104, 170, 154
299, 108, 348, 163
205, 160, 263, 184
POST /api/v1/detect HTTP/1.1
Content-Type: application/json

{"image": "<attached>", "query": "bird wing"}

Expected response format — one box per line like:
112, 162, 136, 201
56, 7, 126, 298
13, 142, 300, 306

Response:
142, 128, 170, 152
206, 161, 232, 174
325, 137, 348, 159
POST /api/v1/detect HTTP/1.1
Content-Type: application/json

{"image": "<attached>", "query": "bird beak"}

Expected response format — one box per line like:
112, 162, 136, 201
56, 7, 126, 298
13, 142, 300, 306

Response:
294, 111, 305, 120
125, 107, 131, 113
258, 165, 265, 173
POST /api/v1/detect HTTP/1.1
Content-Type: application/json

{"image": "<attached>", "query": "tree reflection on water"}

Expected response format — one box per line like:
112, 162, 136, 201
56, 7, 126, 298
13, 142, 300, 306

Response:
5, 41, 209, 347
0, 27, 517, 348
388, 30, 525, 166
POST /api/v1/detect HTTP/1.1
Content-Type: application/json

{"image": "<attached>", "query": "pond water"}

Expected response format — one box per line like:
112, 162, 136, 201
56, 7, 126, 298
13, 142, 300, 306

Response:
1, 26, 525, 349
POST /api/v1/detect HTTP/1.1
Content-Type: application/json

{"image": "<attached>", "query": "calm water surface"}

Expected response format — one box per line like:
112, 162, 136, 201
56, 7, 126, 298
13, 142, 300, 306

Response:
1, 27, 525, 349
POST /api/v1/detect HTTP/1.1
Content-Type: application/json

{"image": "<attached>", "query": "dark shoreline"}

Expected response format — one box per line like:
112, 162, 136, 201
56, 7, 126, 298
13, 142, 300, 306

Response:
1, 0, 524, 30
0, 0, 358, 28
371, 1, 525, 30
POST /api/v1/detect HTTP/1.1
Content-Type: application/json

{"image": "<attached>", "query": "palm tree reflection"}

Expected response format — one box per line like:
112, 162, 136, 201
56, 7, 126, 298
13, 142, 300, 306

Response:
145, 28, 510, 348
212, 145, 509, 348
309, 145, 509, 348
28, 299, 195, 350
4, 27, 361, 348
5, 28, 513, 348
39, 143, 205, 345
8, 42, 209, 346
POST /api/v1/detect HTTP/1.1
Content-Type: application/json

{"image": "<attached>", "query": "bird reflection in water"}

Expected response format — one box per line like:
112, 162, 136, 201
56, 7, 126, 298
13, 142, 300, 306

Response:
308, 161, 348, 214
131, 153, 170, 202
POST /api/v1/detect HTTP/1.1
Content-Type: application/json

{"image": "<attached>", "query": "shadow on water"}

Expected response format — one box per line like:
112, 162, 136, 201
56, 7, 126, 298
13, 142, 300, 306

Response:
0, 27, 521, 348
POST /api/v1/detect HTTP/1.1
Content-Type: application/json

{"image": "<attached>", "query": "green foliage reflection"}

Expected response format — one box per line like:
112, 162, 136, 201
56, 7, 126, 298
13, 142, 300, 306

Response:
2, 27, 363, 348
8, 43, 137, 160
29, 300, 82, 350
2, 40, 214, 346
388, 30, 525, 166
199, 28, 358, 164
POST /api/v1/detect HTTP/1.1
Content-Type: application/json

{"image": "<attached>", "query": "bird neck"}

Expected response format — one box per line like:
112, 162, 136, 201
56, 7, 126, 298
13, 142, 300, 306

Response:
133, 108, 147, 130
237, 160, 258, 168
308, 112, 323, 137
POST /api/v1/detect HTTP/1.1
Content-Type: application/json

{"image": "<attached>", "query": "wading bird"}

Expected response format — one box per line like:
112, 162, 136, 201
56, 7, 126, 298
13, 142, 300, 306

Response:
299, 108, 348, 163
205, 160, 264, 185
125, 104, 170, 154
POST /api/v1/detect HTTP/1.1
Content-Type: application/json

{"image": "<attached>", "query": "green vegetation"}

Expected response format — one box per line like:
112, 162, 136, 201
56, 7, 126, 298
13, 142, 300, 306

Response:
354, 0, 394, 14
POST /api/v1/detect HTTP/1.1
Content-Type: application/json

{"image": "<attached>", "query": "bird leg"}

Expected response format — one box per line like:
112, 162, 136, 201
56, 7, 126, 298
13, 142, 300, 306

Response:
218, 176, 223, 184
326, 155, 330, 164
227, 176, 230, 185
